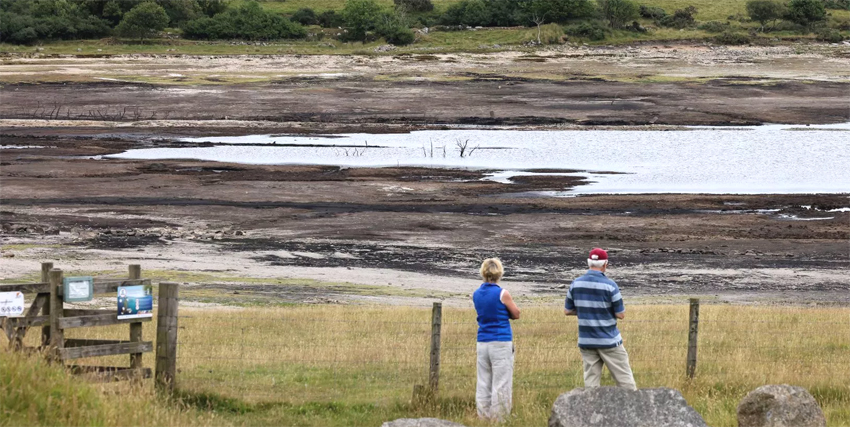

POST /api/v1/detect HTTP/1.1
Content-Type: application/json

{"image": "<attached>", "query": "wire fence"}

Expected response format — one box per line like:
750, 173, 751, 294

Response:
174, 303, 850, 406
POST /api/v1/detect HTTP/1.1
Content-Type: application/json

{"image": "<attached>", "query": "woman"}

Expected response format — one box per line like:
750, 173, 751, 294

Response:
473, 258, 521, 421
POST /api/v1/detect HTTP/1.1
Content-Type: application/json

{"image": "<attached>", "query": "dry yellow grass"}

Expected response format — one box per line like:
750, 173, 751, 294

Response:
4, 303, 849, 426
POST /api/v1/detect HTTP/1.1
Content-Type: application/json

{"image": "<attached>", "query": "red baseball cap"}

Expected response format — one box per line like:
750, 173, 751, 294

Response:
588, 248, 608, 261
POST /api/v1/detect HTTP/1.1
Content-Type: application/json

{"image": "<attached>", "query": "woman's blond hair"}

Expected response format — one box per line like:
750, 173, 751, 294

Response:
480, 258, 504, 283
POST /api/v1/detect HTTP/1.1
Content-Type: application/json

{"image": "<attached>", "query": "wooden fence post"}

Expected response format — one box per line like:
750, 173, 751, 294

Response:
48, 269, 64, 361
128, 265, 143, 374
41, 262, 53, 347
429, 302, 442, 395
155, 282, 179, 393
686, 298, 700, 379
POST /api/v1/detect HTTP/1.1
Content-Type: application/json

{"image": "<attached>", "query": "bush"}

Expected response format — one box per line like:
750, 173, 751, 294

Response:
441, 0, 492, 26
182, 1, 306, 40
378, 21, 416, 44
816, 28, 845, 42
394, 0, 434, 12
116, 2, 170, 41
823, 0, 850, 10
715, 30, 752, 44
659, 6, 698, 28
565, 21, 607, 40
598, 0, 640, 29
786, 0, 826, 29
698, 20, 730, 33
291, 8, 318, 26
746, 1, 787, 31
318, 10, 344, 28
639, 5, 667, 20
341, 0, 384, 40
521, 0, 597, 25
0, 0, 111, 44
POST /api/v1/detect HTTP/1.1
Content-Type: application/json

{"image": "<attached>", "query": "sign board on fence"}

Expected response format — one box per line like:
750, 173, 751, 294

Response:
63, 276, 93, 302
0, 292, 25, 317
117, 284, 153, 319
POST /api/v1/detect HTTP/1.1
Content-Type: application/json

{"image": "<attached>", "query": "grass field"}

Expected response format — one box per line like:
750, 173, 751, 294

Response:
1, 0, 846, 57
5, 303, 848, 426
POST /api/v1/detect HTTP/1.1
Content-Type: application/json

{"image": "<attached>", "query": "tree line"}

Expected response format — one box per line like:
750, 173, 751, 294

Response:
0, 0, 846, 46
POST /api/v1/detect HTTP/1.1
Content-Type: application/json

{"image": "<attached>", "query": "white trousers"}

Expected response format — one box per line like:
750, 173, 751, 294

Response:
579, 344, 637, 390
476, 341, 514, 421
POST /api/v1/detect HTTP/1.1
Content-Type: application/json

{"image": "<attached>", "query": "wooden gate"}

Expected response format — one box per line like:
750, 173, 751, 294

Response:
1, 262, 153, 381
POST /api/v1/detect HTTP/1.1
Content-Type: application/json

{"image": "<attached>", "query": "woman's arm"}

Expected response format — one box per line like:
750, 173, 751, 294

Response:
501, 289, 521, 320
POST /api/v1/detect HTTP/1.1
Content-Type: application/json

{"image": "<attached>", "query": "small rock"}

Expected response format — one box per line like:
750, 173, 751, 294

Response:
737, 385, 826, 427
2, 253, 14, 258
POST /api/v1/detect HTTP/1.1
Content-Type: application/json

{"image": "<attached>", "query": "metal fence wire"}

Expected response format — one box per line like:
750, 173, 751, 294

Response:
173, 303, 850, 405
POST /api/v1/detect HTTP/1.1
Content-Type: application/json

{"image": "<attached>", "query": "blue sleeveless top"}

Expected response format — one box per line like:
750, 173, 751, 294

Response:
473, 282, 512, 342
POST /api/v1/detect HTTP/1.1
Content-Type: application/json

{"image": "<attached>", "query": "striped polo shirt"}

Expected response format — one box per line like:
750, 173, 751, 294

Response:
565, 270, 625, 349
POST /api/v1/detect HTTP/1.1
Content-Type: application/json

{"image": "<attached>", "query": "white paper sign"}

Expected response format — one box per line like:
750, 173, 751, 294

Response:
0, 292, 25, 317
67, 280, 91, 300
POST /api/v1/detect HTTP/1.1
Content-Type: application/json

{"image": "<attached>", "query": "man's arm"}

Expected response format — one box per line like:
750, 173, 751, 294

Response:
564, 286, 577, 316
501, 290, 521, 320
611, 284, 625, 320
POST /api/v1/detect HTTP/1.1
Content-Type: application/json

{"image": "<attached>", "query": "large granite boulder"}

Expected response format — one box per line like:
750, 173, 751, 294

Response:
381, 418, 466, 427
737, 384, 826, 427
549, 387, 707, 427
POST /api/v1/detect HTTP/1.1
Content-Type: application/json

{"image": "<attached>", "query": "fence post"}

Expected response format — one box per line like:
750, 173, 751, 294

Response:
48, 268, 64, 362
686, 298, 700, 379
155, 282, 179, 394
429, 302, 442, 395
40, 262, 53, 347
128, 264, 144, 375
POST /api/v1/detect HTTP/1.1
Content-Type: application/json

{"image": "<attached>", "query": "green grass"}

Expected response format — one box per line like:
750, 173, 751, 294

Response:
0, 349, 212, 427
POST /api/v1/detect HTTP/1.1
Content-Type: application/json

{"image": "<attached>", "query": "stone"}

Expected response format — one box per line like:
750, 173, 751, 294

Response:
381, 418, 466, 427
549, 387, 707, 427
737, 385, 826, 427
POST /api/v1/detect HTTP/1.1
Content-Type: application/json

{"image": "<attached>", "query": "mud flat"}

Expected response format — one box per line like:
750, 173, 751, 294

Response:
1, 45, 848, 306
1, 131, 849, 306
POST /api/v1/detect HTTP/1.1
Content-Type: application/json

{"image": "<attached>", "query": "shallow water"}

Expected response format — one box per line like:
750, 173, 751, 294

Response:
110, 125, 850, 194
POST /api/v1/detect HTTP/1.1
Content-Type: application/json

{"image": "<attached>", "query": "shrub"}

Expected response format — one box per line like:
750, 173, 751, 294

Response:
0, 0, 111, 44
341, 0, 384, 40
823, 0, 850, 10
182, 1, 306, 40
698, 20, 730, 33
116, 2, 170, 41
394, 0, 434, 13
318, 10, 344, 28
746, 0, 787, 31
375, 10, 416, 45
815, 28, 845, 42
715, 30, 752, 44
659, 6, 698, 28
565, 21, 607, 40
291, 8, 318, 26
598, 0, 639, 29
378, 21, 416, 44
197, 0, 230, 17
441, 0, 492, 26
520, 0, 597, 25
157, 0, 201, 26
785, 0, 826, 29
639, 5, 667, 20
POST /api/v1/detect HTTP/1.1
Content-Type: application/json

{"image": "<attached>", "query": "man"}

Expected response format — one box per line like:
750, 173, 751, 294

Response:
564, 248, 636, 390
